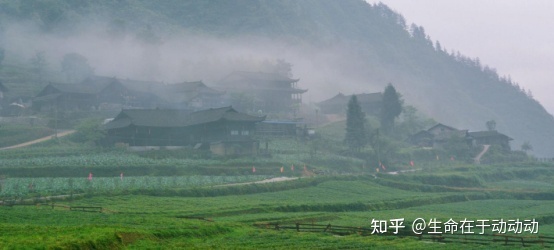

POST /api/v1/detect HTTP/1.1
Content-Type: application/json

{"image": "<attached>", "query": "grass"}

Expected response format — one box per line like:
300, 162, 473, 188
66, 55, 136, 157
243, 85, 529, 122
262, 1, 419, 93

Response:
0, 125, 55, 148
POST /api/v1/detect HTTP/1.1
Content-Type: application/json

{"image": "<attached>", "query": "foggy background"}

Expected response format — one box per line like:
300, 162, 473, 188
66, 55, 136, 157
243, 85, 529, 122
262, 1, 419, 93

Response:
1, 20, 377, 104
370, 0, 554, 115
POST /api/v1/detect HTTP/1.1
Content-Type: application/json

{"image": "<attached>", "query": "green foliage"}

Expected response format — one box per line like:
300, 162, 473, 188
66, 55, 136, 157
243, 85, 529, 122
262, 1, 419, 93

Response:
344, 95, 366, 152
0, 175, 270, 198
479, 145, 528, 164
442, 135, 472, 161
395, 105, 435, 140
486, 120, 496, 131
521, 141, 532, 152
72, 118, 105, 144
380, 83, 403, 135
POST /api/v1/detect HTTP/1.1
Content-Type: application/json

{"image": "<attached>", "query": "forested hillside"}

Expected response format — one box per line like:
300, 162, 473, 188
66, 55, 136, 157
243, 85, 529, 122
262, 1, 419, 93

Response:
1, 0, 553, 156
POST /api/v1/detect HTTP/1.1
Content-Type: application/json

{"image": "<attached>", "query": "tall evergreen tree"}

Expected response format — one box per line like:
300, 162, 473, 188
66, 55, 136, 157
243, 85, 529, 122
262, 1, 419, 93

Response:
345, 95, 366, 152
380, 83, 403, 135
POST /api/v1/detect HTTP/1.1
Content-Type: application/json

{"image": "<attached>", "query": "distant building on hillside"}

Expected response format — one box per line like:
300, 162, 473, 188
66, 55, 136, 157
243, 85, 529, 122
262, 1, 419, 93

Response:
410, 123, 469, 149
32, 79, 132, 112
32, 76, 227, 112
85, 76, 225, 110
218, 71, 307, 114
102, 106, 265, 156
317, 92, 382, 116
410, 123, 513, 150
467, 130, 513, 150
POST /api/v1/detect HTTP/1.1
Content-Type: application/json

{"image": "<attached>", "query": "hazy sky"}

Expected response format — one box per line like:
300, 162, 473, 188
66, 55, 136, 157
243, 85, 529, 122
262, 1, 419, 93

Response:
369, 0, 554, 115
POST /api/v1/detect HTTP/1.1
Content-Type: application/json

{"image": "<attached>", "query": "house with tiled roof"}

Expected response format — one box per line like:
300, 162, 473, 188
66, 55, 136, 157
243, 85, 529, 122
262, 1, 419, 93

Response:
468, 130, 513, 150
410, 123, 469, 149
103, 106, 265, 155
410, 123, 513, 151
32, 79, 132, 111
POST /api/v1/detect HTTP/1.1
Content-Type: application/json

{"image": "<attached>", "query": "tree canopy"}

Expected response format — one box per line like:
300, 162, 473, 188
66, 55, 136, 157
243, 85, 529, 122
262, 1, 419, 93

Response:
345, 95, 367, 152
380, 83, 403, 135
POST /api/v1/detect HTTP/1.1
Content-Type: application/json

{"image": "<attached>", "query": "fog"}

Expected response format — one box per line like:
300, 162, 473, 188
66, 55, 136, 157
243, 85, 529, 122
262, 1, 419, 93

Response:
1, 20, 382, 103
370, 0, 554, 115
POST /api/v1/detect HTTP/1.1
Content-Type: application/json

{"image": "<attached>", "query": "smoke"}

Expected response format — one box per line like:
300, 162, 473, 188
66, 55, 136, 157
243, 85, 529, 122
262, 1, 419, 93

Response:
0, 19, 384, 103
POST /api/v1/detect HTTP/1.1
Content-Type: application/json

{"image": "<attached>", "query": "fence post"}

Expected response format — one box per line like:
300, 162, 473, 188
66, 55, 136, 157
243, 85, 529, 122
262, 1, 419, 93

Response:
324, 223, 331, 232
296, 223, 300, 232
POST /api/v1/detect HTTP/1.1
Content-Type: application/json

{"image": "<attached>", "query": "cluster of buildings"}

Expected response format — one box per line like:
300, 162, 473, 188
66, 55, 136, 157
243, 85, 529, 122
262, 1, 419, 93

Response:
0, 71, 313, 156
1, 73, 514, 156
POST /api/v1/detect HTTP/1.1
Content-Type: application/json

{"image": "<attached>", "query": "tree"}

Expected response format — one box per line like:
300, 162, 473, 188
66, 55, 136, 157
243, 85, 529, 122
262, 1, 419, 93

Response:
61, 53, 94, 82
345, 95, 367, 152
380, 83, 403, 135
72, 118, 106, 145
486, 120, 496, 131
521, 141, 533, 153
30, 51, 47, 83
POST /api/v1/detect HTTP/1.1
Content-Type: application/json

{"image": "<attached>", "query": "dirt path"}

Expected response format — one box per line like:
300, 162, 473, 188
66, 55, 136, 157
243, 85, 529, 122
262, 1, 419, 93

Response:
216, 177, 299, 187
0, 130, 76, 150
474, 144, 491, 164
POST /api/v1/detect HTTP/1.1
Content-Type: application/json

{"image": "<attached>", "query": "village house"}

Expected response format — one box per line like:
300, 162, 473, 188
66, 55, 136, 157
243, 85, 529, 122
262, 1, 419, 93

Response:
147, 81, 225, 110
410, 123, 513, 150
102, 106, 265, 156
32, 78, 132, 112
317, 92, 383, 116
467, 130, 513, 150
255, 120, 306, 137
86, 76, 225, 110
218, 71, 307, 114
32, 76, 228, 112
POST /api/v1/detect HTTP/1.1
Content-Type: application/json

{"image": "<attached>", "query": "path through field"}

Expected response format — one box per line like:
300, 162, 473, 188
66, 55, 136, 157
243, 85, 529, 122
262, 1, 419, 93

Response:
216, 177, 299, 187
474, 144, 491, 164
0, 130, 76, 150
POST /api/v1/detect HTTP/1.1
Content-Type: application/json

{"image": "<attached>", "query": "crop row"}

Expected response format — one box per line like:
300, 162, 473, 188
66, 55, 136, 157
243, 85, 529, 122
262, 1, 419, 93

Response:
0, 175, 271, 197
0, 153, 224, 168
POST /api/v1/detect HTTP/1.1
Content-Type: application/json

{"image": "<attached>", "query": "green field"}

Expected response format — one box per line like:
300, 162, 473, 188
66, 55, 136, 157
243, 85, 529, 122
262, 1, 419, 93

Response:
1, 166, 553, 249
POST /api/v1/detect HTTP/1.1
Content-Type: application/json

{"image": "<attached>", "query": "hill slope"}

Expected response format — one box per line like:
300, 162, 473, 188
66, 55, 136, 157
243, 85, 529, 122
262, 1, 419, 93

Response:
1, 0, 553, 156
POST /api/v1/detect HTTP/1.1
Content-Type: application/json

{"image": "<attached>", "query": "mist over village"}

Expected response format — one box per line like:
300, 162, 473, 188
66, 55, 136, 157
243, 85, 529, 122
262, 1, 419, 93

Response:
0, 1, 553, 248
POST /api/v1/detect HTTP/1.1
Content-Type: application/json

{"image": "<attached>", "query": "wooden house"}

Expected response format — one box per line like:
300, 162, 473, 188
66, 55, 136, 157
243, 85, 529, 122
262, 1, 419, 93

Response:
410, 123, 468, 149
32, 79, 132, 112
103, 106, 265, 156
76, 76, 226, 110
468, 130, 513, 150
150, 81, 225, 110
255, 120, 305, 137
317, 92, 382, 116
218, 71, 307, 113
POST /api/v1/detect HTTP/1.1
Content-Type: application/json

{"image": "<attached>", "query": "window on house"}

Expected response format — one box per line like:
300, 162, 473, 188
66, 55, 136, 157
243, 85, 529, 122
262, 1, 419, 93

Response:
241, 130, 249, 135
231, 130, 239, 135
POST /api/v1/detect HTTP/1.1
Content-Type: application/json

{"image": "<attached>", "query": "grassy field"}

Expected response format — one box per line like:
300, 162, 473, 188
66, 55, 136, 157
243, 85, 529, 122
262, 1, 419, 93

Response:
1, 166, 553, 249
